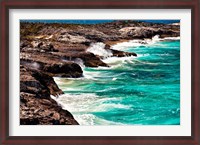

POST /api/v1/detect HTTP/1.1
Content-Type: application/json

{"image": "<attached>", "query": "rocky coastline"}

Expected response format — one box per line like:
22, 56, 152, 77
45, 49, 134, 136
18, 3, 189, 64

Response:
20, 20, 180, 125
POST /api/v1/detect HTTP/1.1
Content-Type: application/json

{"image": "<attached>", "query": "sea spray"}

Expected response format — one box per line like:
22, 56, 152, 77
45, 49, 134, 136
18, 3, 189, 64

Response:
111, 35, 180, 51
87, 42, 113, 58
73, 58, 85, 68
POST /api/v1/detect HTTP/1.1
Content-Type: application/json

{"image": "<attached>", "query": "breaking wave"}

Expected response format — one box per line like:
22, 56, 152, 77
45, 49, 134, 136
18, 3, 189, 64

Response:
111, 35, 180, 50
87, 42, 113, 58
51, 93, 131, 125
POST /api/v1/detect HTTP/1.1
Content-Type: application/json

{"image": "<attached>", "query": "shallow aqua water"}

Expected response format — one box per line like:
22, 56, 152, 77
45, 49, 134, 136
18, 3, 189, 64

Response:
55, 40, 180, 125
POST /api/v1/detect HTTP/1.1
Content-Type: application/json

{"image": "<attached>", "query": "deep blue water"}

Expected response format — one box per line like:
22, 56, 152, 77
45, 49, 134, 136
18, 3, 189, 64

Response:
137, 20, 180, 24
54, 39, 180, 125
20, 20, 179, 24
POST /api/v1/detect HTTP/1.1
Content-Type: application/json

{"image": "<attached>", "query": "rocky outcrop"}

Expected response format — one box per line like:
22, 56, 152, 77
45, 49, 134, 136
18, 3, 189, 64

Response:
20, 52, 83, 78
20, 20, 180, 125
20, 65, 79, 125
20, 92, 79, 125
51, 51, 109, 67
104, 44, 137, 57
119, 26, 179, 39
57, 32, 90, 44
21, 20, 180, 43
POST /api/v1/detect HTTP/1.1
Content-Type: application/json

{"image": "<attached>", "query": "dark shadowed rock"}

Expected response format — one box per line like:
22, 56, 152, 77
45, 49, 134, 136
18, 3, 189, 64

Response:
104, 44, 137, 57
20, 65, 50, 98
20, 52, 83, 78
51, 51, 108, 67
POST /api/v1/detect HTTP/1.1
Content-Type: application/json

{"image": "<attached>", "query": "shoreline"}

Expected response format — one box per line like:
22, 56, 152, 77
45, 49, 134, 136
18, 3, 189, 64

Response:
20, 20, 180, 125
54, 38, 180, 125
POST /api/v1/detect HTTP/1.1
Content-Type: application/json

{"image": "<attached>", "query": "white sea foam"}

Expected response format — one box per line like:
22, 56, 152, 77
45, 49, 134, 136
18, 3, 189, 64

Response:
112, 77, 117, 81
53, 77, 80, 85
163, 36, 180, 40
51, 93, 131, 125
111, 35, 180, 51
60, 93, 129, 112
73, 58, 85, 68
83, 71, 102, 80
102, 56, 135, 66
87, 42, 113, 58
54, 77, 72, 83
110, 40, 145, 50
73, 113, 124, 125
110, 36, 158, 51
53, 77, 87, 92
100, 56, 137, 70
74, 114, 96, 125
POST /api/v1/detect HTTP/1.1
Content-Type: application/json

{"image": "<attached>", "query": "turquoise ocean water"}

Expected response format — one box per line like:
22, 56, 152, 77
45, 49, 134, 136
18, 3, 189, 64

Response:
54, 38, 180, 125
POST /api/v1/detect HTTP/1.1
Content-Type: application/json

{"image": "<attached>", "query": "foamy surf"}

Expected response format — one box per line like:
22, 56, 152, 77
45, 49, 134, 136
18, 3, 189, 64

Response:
52, 93, 130, 112
102, 56, 135, 66
111, 35, 180, 51
51, 93, 131, 125
163, 36, 180, 40
87, 42, 113, 58
52, 38, 180, 125
73, 113, 124, 125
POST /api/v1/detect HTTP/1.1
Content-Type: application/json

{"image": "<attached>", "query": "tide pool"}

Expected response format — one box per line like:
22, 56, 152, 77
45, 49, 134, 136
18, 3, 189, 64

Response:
54, 39, 180, 125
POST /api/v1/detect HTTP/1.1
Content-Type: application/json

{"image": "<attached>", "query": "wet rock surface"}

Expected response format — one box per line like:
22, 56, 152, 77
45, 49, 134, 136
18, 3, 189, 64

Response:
20, 20, 180, 125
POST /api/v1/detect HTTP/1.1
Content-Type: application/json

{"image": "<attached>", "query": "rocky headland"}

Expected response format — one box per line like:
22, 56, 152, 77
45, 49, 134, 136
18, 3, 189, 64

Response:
20, 20, 180, 125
